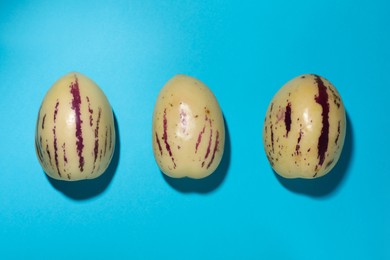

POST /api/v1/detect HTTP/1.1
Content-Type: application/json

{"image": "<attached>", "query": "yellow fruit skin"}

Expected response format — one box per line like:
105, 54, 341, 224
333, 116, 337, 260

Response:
152, 75, 225, 179
263, 74, 346, 179
35, 72, 115, 181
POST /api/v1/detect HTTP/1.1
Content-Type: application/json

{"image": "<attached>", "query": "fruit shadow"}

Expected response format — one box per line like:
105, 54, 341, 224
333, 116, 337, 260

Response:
274, 112, 354, 198
162, 117, 231, 194
47, 113, 120, 200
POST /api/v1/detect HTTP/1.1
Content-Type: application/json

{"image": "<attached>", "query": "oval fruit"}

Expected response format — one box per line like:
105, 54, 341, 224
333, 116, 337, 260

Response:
263, 74, 346, 179
35, 72, 115, 181
152, 75, 225, 179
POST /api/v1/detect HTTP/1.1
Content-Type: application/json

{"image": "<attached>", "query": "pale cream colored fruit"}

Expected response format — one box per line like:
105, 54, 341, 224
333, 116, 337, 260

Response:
263, 74, 346, 179
35, 72, 115, 181
152, 75, 225, 179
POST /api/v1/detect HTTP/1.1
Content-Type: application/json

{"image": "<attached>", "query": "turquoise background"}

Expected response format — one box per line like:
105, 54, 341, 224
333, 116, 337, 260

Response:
1, 0, 389, 259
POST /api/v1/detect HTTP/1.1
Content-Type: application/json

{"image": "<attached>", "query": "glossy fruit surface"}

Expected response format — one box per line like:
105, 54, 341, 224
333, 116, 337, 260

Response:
152, 75, 225, 179
263, 74, 346, 178
35, 72, 115, 181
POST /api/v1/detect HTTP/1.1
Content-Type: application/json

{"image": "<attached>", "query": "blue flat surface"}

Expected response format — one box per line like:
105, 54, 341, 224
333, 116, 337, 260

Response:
1, 0, 389, 259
